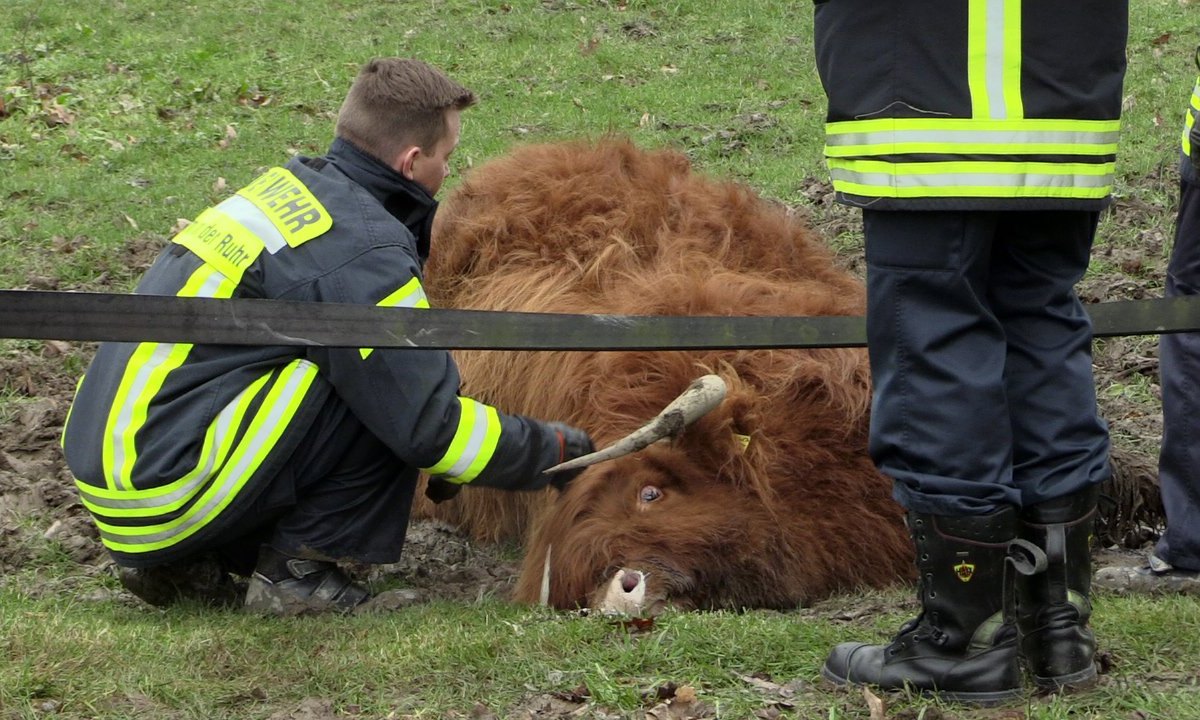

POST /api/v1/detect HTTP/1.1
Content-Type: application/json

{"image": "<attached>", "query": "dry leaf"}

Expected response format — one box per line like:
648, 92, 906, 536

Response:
42, 340, 72, 357
611, 616, 655, 633
43, 102, 75, 126
862, 686, 886, 720
735, 673, 782, 692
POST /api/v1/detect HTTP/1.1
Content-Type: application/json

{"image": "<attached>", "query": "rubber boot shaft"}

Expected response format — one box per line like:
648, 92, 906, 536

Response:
822, 507, 1026, 705
1017, 485, 1100, 690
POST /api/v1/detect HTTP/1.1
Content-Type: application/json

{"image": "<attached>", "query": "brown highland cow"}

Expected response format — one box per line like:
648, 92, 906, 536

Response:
412, 137, 914, 614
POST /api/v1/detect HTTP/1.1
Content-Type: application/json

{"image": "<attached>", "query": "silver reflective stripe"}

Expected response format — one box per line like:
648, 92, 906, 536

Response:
107, 271, 228, 491
829, 167, 1113, 190
99, 363, 315, 546
82, 380, 260, 510
108, 344, 176, 491
216, 194, 287, 254
983, 0, 1009, 119
442, 401, 493, 479
825, 128, 1121, 149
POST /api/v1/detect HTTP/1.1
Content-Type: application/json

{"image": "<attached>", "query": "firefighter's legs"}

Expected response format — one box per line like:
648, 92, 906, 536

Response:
861, 209, 1019, 516
237, 395, 411, 615
1152, 177, 1200, 571
1096, 175, 1200, 592
119, 394, 412, 612
988, 210, 1110, 507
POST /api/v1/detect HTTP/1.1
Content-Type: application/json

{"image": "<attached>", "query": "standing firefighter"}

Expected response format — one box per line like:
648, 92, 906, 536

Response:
1097, 46, 1200, 593
811, 0, 1128, 704
61, 58, 593, 616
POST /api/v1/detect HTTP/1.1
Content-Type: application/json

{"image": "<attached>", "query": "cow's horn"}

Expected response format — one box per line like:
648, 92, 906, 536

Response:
543, 374, 727, 474
539, 544, 552, 606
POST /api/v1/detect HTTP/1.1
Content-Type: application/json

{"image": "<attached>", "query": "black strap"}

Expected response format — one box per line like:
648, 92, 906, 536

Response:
1, 289, 1198, 351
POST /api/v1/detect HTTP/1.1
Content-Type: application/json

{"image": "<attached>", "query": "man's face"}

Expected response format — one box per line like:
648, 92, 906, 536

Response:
409, 109, 461, 197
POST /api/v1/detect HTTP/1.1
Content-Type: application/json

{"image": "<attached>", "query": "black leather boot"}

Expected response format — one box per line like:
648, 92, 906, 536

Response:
1017, 485, 1100, 690
822, 506, 1045, 706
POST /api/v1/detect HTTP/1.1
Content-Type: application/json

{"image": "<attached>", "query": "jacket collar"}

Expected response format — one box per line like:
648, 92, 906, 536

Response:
326, 137, 438, 262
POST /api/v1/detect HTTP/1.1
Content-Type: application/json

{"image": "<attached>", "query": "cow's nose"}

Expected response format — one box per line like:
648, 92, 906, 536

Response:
621, 570, 643, 593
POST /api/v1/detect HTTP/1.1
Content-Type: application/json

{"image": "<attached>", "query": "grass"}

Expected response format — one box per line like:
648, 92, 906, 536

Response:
3, 0, 1200, 718
3, 574, 1200, 719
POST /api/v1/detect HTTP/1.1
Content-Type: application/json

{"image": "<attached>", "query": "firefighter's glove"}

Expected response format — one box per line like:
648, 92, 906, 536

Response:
424, 477, 463, 504
546, 421, 596, 492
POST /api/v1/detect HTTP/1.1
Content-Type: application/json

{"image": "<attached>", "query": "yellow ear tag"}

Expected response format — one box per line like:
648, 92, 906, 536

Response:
733, 433, 751, 453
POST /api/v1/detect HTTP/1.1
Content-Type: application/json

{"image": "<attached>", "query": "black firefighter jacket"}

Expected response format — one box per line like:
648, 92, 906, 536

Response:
61, 139, 568, 565
813, 0, 1129, 211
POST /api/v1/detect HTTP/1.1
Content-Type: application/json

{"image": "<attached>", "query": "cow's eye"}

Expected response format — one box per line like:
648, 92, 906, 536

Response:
639, 485, 662, 503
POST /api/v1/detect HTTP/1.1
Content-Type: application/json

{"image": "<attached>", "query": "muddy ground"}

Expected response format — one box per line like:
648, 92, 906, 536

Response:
0, 179, 1179, 719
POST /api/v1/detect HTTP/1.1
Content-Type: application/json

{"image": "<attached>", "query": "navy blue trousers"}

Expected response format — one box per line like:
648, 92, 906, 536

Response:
862, 209, 1112, 517
1157, 172, 1200, 570
211, 391, 413, 573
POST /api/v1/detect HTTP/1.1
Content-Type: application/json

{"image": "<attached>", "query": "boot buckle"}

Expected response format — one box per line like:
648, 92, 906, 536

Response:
1006, 538, 1048, 576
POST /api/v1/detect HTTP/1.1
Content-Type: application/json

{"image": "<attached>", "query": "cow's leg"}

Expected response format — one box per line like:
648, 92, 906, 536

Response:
821, 506, 1041, 706
1016, 485, 1099, 690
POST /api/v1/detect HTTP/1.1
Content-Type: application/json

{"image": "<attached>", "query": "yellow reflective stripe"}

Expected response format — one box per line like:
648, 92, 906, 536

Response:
968, 0, 1021, 119
378, 277, 431, 309
1184, 79, 1199, 156
173, 207, 266, 284
61, 374, 84, 450
423, 398, 501, 484
826, 117, 1120, 134
360, 277, 431, 360
96, 360, 320, 552
828, 159, 1115, 199
101, 265, 235, 491
824, 118, 1121, 157
237, 167, 332, 248
77, 372, 271, 517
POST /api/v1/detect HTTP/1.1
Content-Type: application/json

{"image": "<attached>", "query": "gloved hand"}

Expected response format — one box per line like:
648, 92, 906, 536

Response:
424, 477, 462, 504
545, 421, 595, 492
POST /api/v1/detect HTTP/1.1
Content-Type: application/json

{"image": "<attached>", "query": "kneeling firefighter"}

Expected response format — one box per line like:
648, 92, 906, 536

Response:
60, 58, 594, 615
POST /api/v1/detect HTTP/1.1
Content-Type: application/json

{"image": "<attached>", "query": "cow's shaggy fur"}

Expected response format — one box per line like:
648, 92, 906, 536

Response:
412, 138, 914, 610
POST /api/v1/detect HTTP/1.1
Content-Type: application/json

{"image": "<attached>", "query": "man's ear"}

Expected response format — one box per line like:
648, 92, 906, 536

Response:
394, 145, 421, 180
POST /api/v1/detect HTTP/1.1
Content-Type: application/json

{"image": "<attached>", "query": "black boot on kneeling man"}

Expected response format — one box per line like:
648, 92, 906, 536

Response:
244, 545, 370, 616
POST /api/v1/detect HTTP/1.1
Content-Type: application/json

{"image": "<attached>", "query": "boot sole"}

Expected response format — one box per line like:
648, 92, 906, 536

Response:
1033, 664, 1098, 692
820, 665, 1025, 707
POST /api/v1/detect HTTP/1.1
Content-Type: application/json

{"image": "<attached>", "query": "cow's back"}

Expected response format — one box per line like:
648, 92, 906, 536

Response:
411, 138, 895, 580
